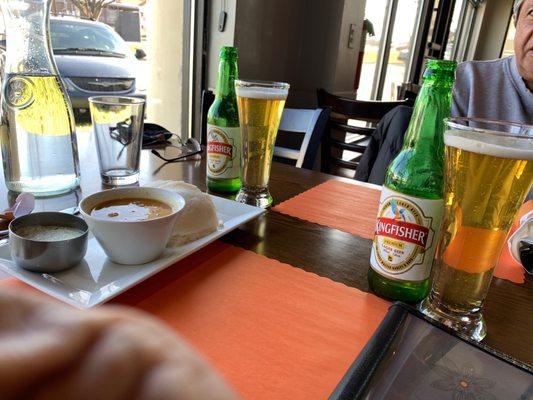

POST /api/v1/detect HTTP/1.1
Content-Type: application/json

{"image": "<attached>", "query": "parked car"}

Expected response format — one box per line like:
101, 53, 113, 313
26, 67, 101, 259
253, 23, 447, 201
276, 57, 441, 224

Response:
1, 17, 145, 120
51, 17, 146, 118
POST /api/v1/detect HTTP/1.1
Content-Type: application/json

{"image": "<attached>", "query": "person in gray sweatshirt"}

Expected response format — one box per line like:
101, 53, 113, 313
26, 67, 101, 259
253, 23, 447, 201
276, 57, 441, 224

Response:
357, 0, 532, 184
452, 0, 532, 124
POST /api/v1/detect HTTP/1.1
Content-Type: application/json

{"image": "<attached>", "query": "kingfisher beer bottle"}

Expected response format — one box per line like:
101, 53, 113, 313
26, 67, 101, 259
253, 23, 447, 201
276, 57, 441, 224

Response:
368, 60, 457, 302
206, 46, 241, 193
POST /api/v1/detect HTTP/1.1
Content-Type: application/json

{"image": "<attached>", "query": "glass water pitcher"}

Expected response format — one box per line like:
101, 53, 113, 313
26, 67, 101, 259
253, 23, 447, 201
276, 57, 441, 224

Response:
0, 0, 80, 196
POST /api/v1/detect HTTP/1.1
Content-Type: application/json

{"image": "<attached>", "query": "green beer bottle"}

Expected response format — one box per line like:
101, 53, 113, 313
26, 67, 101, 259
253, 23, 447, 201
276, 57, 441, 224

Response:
368, 59, 457, 302
206, 46, 241, 193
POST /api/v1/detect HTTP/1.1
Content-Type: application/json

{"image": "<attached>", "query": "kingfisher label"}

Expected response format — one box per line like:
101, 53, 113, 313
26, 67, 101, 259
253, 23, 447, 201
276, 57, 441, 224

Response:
375, 218, 429, 248
370, 187, 443, 281
207, 125, 240, 179
208, 141, 232, 156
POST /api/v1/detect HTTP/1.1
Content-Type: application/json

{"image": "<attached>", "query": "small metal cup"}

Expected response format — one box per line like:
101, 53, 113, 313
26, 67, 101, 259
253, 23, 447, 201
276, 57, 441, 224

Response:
9, 212, 89, 272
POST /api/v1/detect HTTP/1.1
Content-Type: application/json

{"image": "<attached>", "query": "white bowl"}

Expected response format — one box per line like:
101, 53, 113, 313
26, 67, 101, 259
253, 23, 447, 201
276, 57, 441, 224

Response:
79, 187, 185, 265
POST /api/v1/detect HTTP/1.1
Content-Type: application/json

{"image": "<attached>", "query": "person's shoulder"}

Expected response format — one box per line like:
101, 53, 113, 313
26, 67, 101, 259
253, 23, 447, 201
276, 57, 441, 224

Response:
457, 57, 511, 76
455, 57, 513, 92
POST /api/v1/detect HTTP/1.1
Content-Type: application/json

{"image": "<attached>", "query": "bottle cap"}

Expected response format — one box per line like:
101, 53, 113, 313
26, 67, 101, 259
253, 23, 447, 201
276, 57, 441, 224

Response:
220, 46, 238, 59
424, 59, 457, 81
426, 59, 457, 71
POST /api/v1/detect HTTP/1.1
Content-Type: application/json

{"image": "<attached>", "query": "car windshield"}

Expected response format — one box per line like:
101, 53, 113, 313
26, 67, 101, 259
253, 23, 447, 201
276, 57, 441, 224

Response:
51, 20, 130, 56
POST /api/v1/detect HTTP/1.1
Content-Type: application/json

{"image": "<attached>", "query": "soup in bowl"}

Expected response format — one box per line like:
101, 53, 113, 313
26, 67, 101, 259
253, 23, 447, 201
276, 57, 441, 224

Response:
80, 187, 185, 265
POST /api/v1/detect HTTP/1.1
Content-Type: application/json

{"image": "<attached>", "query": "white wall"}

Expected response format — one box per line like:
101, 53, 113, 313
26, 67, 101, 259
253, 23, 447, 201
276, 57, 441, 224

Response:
235, 0, 318, 106
333, 0, 365, 94
205, 0, 365, 107
146, 0, 185, 133
206, 0, 237, 90
473, 0, 514, 61
236, 0, 364, 107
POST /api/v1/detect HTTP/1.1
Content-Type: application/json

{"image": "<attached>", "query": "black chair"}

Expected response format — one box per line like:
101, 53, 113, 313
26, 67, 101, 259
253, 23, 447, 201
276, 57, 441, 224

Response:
200, 89, 215, 146
317, 88, 414, 178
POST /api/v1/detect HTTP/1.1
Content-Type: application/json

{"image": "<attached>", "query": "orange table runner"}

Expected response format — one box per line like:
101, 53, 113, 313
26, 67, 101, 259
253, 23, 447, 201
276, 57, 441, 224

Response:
275, 180, 381, 240
110, 242, 389, 399
273, 179, 528, 285
4, 242, 388, 399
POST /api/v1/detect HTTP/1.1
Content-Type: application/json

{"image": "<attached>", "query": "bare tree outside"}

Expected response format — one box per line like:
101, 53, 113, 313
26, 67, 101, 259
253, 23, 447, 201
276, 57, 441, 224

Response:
70, 0, 115, 21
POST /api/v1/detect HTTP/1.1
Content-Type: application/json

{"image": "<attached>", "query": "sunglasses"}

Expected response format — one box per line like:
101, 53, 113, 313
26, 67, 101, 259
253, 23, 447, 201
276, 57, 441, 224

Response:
151, 137, 203, 162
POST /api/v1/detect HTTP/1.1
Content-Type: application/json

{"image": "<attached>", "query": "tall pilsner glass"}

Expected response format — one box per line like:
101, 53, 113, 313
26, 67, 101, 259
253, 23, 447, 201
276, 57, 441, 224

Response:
420, 118, 533, 341
235, 80, 289, 208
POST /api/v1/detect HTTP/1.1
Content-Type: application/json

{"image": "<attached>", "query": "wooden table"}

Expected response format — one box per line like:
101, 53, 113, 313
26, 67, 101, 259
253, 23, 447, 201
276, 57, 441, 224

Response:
1, 129, 531, 367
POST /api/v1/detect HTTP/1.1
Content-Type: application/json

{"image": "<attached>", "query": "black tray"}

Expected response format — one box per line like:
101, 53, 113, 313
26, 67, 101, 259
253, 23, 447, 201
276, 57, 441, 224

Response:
329, 303, 532, 400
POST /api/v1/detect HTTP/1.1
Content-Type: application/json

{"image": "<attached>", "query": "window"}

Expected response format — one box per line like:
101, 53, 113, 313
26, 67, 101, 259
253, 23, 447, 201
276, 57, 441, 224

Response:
358, 0, 387, 100
0, 0, 194, 138
358, 0, 423, 101
444, 0, 466, 60
501, 17, 516, 58
51, 20, 130, 56
381, 0, 422, 100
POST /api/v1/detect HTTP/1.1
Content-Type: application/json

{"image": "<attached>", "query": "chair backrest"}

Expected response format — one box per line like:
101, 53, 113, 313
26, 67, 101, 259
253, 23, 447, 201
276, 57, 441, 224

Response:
200, 89, 215, 145
317, 88, 413, 177
274, 107, 330, 169
317, 88, 410, 123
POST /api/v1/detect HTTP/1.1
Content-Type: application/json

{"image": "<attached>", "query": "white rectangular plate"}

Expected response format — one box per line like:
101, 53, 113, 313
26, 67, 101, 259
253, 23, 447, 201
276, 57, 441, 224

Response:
0, 195, 264, 308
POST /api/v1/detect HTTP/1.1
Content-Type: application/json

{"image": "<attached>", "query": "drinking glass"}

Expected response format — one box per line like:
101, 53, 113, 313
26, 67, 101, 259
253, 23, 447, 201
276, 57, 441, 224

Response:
420, 118, 533, 341
235, 80, 289, 208
89, 96, 145, 185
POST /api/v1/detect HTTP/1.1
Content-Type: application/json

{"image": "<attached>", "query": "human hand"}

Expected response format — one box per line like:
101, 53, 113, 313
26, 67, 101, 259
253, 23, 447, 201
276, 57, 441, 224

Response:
0, 288, 238, 400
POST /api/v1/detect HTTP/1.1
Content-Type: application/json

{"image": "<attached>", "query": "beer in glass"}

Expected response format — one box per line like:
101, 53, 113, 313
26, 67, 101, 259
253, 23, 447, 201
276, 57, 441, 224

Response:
420, 118, 533, 341
235, 80, 289, 208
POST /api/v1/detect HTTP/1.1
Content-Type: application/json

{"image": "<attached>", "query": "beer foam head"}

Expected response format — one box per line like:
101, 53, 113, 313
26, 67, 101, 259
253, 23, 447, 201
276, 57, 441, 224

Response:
235, 85, 288, 100
445, 129, 533, 160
